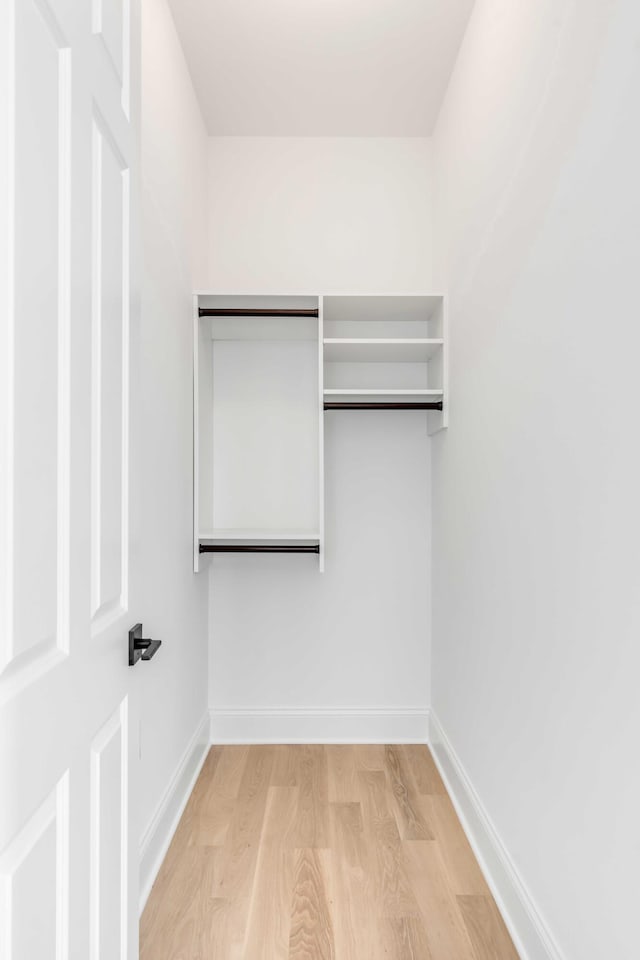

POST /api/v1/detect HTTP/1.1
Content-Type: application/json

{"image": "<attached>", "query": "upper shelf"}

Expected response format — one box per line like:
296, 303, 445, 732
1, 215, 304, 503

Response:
199, 528, 320, 543
196, 293, 319, 309
199, 529, 321, 553
323, 388, 443, 402
324, 338, 443, 363
323, 294, 443, 324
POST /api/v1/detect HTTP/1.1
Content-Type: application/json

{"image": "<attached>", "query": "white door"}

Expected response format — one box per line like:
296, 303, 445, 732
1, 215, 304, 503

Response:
0, 1, 141, 957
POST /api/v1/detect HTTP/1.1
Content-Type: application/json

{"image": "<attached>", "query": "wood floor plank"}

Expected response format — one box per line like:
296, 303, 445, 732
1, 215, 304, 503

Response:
288, 745, 329, 848
358, 769, 420, 918
422, 794, 489, 895
215, 746, 274, 883
326, 802, 381, 959
385, 744, 435, 840
326, 745, 359, 801
189, 794, 235, 848
358, 769, 400, 838
403, 840, 477, 960
272, 744, 302, 786
289, 849, 335, 960
354, 744, 386, 771
185, 746, 246, 848
140, 846, 222, 959
458, 895, 520, 960
188, 852, 232, 960
212, 745, 275, 952
243, 787, 298, 959
209, 744, 250, 799
140, 745, 520, 960
383, 915, 434, 960
329, 801, 364, 868
326, 803, 375, 960
401, 744, 447, 795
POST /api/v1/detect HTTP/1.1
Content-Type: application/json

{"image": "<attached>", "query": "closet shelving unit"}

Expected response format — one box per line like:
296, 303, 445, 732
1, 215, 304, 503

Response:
193, 294, 323, 572
193, 293, 446, 572
322, 295, 446, 414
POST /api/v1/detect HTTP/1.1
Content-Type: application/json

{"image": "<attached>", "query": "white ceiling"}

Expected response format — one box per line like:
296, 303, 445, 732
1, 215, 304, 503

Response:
167, 0, 475, 136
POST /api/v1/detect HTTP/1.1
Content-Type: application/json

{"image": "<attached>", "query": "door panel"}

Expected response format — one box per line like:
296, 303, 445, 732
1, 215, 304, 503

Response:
91, 112, 130, 631
6, 0, 71, 674
90, 699, 128, 960
93, 0, 127, 101
0, 774, 69, 960
0, 0, 140, 956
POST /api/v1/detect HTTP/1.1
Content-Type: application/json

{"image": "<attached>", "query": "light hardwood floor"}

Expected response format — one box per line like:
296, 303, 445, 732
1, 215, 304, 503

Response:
140, 745, 519, 959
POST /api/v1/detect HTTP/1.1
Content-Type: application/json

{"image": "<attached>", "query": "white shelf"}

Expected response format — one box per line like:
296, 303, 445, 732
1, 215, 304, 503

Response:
323, 388, 442, 395
323, 338, 442, 363
199, 528, 320, 544
323, 388, 443, 402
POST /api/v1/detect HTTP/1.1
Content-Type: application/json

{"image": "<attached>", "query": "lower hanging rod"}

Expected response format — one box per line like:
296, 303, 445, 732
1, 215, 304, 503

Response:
198, 307, 319, 318
199, 543, 320, 554
324, 401, 443, 411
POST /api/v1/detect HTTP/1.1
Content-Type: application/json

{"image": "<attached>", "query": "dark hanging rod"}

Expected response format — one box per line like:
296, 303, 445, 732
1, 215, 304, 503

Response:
199, 307, 319, 318
324, 401, 443, 411
199, 543, 320, 554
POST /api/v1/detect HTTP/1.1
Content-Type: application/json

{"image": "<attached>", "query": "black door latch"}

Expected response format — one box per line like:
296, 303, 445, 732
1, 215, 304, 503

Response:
128, 623, 161, 666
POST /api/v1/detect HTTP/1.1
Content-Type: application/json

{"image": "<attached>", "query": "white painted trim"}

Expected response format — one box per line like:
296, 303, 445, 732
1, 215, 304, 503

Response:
209, 706, 430, 744
138, 713, 209, 914
428, 710, 566, 960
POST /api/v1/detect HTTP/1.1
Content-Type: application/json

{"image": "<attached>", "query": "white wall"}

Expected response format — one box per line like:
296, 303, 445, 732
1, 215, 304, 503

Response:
431, 2, 640, 958
209, 414, 431, 739
207, 137, 433, 292
138, 0, 209, 899
206, 137, 433, 740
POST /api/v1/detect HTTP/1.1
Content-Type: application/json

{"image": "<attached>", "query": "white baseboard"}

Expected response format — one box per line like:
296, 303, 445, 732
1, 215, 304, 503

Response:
209, 706, 429, 744
428, 710, 566, 960
139, 713, 209, 914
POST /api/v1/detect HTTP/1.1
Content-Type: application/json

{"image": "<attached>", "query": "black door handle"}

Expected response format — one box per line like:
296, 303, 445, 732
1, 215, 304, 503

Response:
128, 623, 161, 666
